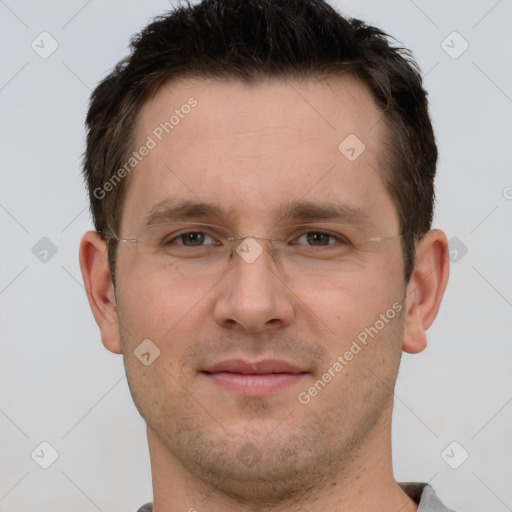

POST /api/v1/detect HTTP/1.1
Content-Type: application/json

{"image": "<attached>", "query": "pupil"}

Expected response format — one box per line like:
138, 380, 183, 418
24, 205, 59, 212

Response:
307, 232, 328, 246
185, 233, 204, 246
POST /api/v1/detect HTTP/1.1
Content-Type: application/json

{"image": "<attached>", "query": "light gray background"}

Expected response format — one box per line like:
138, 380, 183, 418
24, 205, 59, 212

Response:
1, 1, 511, 511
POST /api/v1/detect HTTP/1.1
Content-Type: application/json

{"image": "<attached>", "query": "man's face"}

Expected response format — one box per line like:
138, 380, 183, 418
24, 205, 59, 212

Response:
114, 76, 406, 494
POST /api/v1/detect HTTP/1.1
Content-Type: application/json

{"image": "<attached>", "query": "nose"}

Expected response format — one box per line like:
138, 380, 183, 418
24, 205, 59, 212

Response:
212, 236, 295, 333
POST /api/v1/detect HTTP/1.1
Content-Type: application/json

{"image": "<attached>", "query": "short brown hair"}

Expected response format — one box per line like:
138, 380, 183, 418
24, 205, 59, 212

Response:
82, 0, 437, 285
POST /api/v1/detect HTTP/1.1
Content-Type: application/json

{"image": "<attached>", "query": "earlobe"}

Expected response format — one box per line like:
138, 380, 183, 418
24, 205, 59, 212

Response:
79, 231, 123, 354
402, 229, 450, 354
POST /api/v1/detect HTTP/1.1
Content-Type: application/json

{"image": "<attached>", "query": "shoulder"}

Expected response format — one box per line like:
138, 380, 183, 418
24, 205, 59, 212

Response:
398, 482, 459, 512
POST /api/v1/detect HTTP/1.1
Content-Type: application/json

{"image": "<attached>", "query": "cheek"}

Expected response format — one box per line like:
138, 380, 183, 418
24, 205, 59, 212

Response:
304, 264, 402, 342
310, 283, 405, 399
115, 242, 404, 352
115, 255, 205, 347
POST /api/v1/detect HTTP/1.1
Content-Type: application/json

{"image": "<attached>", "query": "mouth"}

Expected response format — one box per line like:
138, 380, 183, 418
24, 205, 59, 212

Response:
201, 359, 309, 397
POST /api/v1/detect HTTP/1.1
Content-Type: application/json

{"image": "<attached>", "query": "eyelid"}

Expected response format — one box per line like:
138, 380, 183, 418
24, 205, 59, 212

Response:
166, 229, 220, 246
291, 232, 352, 251
167, 224, 352, 246
147, 222, 365, 242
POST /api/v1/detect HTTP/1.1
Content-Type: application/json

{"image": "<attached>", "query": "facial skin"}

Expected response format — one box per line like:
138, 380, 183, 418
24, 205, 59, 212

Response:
80, 75, 449, 512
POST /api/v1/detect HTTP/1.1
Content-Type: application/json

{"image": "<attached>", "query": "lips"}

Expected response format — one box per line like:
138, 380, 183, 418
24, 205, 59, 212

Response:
201, 359, 308, 397
203, 359, 306, 375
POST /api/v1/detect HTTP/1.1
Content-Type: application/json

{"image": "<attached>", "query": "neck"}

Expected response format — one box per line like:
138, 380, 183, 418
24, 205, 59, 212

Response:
146, 407, 418, 512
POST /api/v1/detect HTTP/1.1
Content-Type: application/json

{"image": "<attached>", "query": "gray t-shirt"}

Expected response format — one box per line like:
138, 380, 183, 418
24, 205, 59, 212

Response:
136, 482, 457, 511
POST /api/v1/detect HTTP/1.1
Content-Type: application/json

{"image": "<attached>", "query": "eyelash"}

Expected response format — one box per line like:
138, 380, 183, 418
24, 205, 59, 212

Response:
168, 230, 350, 248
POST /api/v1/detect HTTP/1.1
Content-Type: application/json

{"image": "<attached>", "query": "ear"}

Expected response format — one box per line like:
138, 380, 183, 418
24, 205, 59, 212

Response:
79, 231, 122, 354
402, 229, 450, 354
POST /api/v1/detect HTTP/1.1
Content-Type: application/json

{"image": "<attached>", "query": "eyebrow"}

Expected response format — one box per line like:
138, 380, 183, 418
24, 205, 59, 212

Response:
277, 199, 374, 227
143, 198, 375, 228
144, 199, 236, 226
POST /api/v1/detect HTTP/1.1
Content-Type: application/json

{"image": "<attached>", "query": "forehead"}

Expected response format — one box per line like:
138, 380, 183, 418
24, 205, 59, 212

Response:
120, 75, 397, 232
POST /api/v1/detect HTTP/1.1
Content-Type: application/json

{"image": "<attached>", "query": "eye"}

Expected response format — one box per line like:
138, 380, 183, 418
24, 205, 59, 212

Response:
293, 231, 349, 248
168, 231, 218, 247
